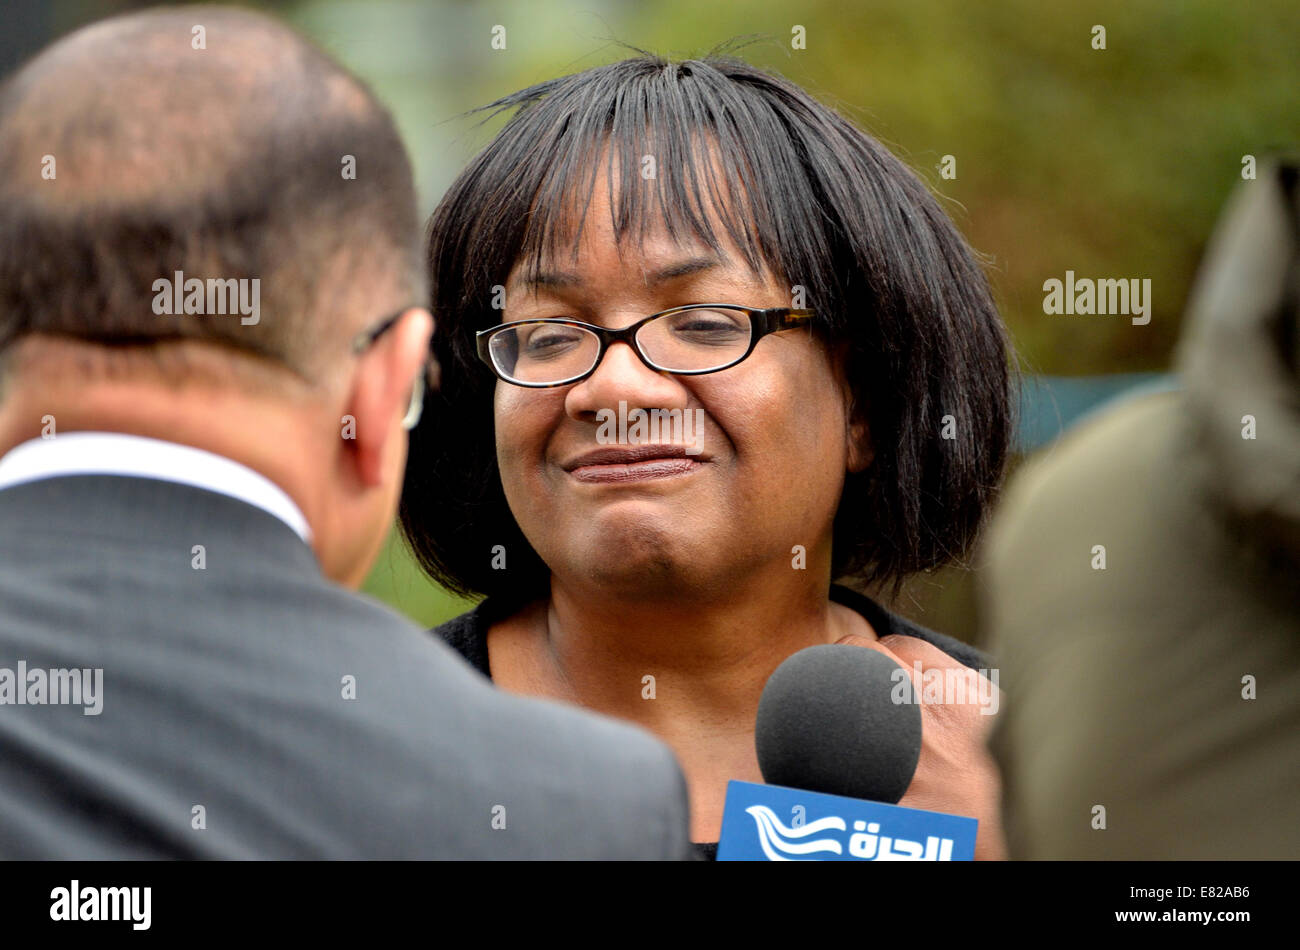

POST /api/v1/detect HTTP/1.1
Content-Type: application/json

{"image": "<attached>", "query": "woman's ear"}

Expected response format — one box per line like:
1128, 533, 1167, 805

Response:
846, 401, 872, 473
833, 343, 872, 473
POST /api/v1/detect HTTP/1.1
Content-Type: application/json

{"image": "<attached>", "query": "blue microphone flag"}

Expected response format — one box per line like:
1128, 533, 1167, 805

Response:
716, 780, 977, 861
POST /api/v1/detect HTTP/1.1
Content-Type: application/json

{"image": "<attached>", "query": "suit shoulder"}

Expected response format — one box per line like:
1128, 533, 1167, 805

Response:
464, 691, 692, 859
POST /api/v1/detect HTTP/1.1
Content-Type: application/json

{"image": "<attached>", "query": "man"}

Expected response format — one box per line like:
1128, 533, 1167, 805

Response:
0, 6, 692, 859
984, 158, 1300, 859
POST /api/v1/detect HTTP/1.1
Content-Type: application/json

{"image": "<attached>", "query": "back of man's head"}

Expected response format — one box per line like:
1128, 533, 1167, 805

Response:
0, 6, 435, 585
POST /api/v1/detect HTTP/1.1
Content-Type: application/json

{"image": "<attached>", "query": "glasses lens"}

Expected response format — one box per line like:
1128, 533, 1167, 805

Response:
636, 307, 753, 372
488, 322, 601, 385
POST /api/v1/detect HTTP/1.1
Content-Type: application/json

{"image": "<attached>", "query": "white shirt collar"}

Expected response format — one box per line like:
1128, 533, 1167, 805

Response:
0, 432, 312, 543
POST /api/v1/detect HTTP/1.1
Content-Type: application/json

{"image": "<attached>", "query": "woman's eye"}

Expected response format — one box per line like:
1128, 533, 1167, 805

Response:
678, 319, 736, 331
521, 327, 582, 357
672, 318, 747, 342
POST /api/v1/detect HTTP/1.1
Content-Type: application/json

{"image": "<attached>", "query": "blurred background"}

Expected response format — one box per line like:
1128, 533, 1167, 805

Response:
6, 0, 1297, 639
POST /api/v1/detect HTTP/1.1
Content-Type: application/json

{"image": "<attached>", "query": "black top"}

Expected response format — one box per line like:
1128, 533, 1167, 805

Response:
429, 583, 990, 861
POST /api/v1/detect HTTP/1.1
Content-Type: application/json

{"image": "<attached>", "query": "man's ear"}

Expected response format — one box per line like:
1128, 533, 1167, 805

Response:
345, 307, 434, 488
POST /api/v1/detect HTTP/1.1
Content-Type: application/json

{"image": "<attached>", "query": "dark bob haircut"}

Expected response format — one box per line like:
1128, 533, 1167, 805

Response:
401, 51, 1013, 602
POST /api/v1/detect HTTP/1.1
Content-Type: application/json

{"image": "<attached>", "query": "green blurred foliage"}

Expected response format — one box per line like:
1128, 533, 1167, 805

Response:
362, 528, 477, 629
615, 0, 1299, 374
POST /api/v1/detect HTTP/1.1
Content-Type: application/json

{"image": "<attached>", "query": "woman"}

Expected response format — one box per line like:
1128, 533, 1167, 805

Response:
403, 53, 1012, 859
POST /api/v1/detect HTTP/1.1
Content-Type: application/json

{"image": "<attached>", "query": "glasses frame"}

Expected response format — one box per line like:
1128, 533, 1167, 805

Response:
475, 304, 816, 388
351, 308, 436, 430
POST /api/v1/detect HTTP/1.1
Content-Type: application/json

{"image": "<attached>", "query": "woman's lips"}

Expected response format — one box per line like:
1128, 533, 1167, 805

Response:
562, 445, 708, 483
568, 457, 703, 483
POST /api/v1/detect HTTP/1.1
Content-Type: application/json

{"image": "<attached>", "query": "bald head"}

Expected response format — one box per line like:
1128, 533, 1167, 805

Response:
0, 6, 436, 588
0, 5, 422, 381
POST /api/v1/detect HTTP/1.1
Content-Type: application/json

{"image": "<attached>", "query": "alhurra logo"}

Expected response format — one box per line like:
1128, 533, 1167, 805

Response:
151, 270, 260, 325
595, 400, 705, 455
744, 806, 957, 861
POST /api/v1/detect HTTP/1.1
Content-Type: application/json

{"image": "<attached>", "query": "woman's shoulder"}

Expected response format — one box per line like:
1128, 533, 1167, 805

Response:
829, 584, 991, 671
430, 593, 552, 681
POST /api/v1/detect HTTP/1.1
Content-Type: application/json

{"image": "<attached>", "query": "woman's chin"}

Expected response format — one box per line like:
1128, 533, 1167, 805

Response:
561, 530, 695, 593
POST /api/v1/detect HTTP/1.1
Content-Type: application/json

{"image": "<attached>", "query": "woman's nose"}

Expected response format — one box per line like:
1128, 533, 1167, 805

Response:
564, 339, 688, 422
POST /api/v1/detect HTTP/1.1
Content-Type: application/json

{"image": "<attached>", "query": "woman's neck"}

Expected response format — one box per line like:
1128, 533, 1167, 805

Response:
484, 565, 880, 843
538, 568, 877, 728
486, 568, 877, 843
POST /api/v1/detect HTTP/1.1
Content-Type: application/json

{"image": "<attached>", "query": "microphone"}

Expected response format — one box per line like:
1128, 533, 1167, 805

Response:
716, 644, 979, 861
756, 644, 921, 803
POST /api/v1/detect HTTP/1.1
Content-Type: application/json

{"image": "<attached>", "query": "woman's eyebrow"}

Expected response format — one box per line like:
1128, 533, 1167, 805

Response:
638, 255, 722, 286
514, 254, 724, 293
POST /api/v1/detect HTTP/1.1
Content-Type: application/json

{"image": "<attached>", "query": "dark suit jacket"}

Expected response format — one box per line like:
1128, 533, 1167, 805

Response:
0, 474, 692, 859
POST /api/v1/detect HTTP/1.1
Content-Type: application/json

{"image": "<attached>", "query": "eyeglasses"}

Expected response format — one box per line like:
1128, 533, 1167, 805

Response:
476, 304, 815, 388
352, 308, 438, 430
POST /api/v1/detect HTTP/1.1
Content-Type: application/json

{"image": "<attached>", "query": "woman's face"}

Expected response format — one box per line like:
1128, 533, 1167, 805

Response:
493, 178, 867, 600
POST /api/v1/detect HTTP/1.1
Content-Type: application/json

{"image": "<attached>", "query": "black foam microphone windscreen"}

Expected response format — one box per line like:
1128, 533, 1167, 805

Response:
755, 644, 922, 804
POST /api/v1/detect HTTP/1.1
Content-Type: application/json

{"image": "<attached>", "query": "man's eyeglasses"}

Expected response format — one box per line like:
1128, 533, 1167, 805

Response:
476, 305, 815, 388
352, 308, 438, 430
